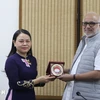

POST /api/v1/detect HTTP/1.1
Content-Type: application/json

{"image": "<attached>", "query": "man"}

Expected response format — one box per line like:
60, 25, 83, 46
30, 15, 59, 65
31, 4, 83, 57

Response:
58, 12, 100, 100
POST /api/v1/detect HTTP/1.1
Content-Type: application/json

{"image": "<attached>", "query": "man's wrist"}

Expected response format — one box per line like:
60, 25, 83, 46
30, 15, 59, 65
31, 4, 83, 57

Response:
73, 74, 76, 80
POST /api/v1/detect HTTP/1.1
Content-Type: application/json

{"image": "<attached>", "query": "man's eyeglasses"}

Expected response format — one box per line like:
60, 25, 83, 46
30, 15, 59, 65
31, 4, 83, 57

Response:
82, 22, 100, 27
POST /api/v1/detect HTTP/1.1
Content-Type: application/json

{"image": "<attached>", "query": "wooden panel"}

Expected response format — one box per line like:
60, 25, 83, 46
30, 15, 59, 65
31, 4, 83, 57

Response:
36, 95, 61, 100
82, 0, 100, 14
20, 0, 76, 96
81, 0, 100, 36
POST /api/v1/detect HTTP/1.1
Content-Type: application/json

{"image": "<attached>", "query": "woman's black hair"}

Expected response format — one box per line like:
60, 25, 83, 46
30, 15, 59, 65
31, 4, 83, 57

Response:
8, 29, 32, 57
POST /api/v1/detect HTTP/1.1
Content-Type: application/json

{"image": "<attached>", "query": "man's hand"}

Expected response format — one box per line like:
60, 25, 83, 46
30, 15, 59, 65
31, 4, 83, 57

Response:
57, 74, 73, 82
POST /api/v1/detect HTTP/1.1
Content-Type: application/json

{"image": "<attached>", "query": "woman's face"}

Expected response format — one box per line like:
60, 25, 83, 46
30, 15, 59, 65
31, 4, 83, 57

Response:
14, 32, 32, 56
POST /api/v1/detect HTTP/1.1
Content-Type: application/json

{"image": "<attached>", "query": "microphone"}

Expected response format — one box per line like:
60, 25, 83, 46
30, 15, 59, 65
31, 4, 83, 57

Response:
76, 91, 87, 100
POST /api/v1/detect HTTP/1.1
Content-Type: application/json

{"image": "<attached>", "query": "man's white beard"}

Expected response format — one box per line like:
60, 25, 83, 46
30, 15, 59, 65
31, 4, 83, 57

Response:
84, 29, 100, 37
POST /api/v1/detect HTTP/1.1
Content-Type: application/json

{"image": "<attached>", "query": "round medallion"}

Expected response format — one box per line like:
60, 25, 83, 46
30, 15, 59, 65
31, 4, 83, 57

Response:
51, 64, 63, 76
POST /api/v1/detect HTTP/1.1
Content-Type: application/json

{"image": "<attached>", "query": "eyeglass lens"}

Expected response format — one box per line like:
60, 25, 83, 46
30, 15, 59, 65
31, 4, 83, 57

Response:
82, 22, 99, 27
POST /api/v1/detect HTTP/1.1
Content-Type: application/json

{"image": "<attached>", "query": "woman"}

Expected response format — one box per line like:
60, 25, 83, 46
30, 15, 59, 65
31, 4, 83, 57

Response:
5, 29, 54, 100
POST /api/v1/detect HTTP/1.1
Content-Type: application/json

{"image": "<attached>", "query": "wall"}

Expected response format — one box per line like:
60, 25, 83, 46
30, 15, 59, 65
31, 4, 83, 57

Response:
0, 0, 19, 99
20, 0, 100, 98
20, 0, 76, 96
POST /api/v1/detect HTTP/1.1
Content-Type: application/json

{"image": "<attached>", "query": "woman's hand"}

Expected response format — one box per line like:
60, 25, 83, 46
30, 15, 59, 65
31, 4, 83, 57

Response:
17, 75, 56, 89
33, 75, 56, 84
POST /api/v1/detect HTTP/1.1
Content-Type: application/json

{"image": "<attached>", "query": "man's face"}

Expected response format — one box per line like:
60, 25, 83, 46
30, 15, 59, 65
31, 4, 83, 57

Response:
82, 15, 100, 37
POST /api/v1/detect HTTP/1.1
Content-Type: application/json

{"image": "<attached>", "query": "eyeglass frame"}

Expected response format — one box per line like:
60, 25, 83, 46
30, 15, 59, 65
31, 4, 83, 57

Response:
82, 21, 100, 27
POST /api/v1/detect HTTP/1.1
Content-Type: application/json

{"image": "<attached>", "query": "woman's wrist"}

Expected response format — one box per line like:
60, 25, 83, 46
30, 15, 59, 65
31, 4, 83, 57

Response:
32, 78, 40, 85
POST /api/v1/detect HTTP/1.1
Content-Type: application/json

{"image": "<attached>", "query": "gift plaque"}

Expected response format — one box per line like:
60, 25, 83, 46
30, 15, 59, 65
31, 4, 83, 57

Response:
46, 61, 65, 76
